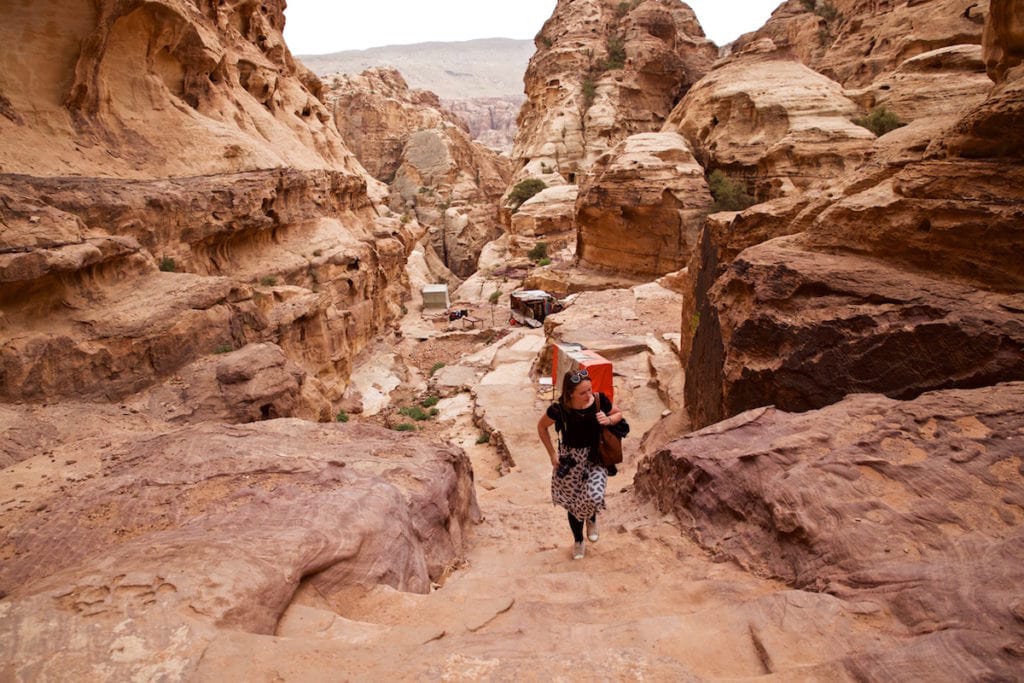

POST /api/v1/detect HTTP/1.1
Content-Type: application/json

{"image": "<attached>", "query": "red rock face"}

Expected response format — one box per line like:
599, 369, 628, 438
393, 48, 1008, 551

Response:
0, 415, 480, 678
637, 383, 1024, 681
682, 1, 1024, 429
575, 132, 712, 277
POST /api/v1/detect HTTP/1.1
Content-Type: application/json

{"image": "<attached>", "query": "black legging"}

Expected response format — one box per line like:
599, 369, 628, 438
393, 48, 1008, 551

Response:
568, 512, 596, 542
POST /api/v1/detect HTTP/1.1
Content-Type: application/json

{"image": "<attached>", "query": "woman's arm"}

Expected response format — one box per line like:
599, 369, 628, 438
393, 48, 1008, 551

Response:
537, 413, 558, 467
595, 394, 623, 425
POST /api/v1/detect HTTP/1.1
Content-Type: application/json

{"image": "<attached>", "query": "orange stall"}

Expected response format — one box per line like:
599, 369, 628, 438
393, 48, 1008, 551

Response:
552, 342, 614, 403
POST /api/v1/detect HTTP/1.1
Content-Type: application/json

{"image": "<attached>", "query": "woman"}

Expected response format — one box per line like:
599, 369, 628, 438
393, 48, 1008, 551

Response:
537, 368, 624, 560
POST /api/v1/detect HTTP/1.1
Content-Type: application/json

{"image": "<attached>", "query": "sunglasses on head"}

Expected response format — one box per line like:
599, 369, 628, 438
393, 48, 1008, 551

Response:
568, 369, 589, 384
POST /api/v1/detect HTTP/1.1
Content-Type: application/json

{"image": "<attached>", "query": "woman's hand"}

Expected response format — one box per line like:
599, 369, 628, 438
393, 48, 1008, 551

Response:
595, 410, 611, 426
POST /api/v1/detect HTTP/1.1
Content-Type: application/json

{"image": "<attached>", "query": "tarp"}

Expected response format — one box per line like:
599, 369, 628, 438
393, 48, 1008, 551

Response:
552, 343, 614, 403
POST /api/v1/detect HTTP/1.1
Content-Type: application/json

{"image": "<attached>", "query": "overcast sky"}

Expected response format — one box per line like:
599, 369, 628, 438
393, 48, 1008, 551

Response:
283, 0, 784, 54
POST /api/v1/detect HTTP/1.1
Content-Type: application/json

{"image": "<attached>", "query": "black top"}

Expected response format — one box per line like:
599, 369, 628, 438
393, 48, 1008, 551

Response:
546, 392, 612, 449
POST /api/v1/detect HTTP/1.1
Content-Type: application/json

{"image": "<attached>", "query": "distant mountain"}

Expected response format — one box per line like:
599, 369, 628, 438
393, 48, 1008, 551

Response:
297, 38, 534, 100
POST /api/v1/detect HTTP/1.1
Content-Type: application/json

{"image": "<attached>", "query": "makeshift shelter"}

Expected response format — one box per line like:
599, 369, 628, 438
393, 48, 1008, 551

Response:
510, 290, 561, 327
552, 342, 614, 402
421, 284, 450, 310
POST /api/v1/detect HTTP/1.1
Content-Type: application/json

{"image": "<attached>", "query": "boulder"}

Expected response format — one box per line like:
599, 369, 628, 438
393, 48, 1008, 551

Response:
575, 132, 712, 278
637, 382, 1024, 681
0, 416, 480, 679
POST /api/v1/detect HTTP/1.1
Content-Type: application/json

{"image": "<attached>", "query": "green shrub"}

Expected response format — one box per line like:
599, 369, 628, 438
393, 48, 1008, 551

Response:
421, 395, 440, 408
816, 1, 841, 22
214, 344, 233, 354
615, 1, 631, 18
476, 432, 491, 445
853, 106, 906, 137
604, 36, 626, 70
488, 290, 501, 305
312, 249, 323, 257
399, 406, 430, 421
800, 0, 816, 10
537, 257, 552, 267
429, 362, 446, 376
582, 78, 597, 108
690, 312, 700, 336
527, 241, 549, 262
393, 422, 417, 432
540, 35, 553, 48
159, 257, 176, 272
335, 409, 349, 423
259, 275, 278, 287
429, 407, 439, 417
708, 169, 756, 212
508, 178, 547, 209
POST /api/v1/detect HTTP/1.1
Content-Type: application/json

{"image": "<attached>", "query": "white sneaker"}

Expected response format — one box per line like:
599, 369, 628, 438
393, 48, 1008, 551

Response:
572, 541, 585, 560
586, 518, 599, 543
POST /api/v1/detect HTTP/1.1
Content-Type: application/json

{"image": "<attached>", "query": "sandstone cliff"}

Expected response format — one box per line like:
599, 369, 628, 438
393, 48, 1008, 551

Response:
0, 0, 416, 405
326, 68, 512, 278
683, 0, 1024, 429
512, 0, 718, 182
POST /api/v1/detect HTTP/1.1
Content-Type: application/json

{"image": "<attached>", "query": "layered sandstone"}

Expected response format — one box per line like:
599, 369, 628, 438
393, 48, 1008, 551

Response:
443, 96, 524, 153
0, 411, 479, 679
326, 68, 512, 277
512, 0, 718, 182
664, 41, 875, 200
683, 1, 1024, 429
734, 0, 989, 88
637, 383, 1024, 681
575, 132, 712, 277
0, 1, 415, 405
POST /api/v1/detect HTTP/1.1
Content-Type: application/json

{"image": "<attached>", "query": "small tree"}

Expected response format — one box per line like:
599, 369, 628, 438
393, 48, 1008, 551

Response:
708, 170, 755, 212
508, 178, 547, 210
582, 78, 597, 109
527, 241, 549, 262
853, 106, 906, 137
604, 36, 626, 70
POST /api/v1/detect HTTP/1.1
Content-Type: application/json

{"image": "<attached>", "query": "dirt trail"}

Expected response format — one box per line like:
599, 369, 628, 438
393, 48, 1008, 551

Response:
200, 330, 867, 681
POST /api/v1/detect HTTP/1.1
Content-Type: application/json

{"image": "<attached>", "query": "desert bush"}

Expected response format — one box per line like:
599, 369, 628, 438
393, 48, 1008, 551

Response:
476, 432, 491, 444
582, 78, 597, 108
159, 257, 176, 272
708, 170, 755, 212
853, 106, 906, 137
489, 290, 501, 304
538, 257, 552, 266
393, 423, 417, 432
335, 409, 349, 423
527, 241, 549, 262
800, 0, 816, 10
421, 395, 440, 408
259, 275, 278, 287
214, 344, 233, 354
816, 1, 841, 22
399, 406, 431, 421
430, 362, 446, 376
508, 178, 547, 210
604, 36, 626, 70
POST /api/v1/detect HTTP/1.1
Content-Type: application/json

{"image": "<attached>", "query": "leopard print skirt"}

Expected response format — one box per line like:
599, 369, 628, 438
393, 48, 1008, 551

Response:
551, 445, 607, 521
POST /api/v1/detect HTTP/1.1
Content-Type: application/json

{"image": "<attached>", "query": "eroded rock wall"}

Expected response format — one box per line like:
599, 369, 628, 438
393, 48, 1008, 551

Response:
512, 0, 717, 181
0, 0, 414, 405
683, 0, 1024, 430
326, 68, 512, 278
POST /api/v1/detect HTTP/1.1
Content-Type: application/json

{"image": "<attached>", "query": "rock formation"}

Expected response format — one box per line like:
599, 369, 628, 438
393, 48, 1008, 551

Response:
733, 0, 989, 88
681, 1, 1022, 429
636, 383, 1024, 680
664, 40, 875, 201
575, 132, 712, 277
443, 96, 524, 153
326, 68, 512, 278
0, 0, 418, 405
512, 0, 718, 182
0, 410, 479, 679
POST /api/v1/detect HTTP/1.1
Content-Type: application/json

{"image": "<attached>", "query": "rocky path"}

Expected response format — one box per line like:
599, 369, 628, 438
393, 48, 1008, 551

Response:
197, 329, 874, 681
